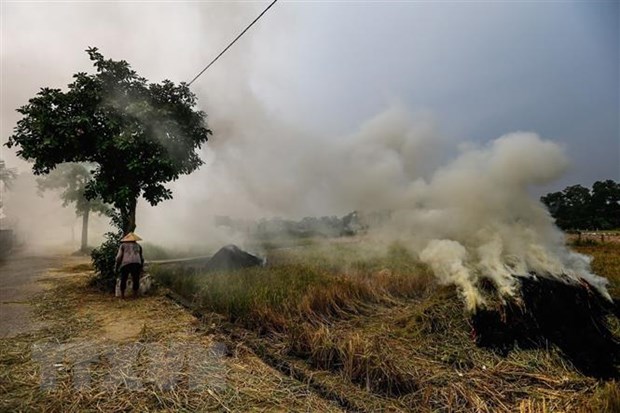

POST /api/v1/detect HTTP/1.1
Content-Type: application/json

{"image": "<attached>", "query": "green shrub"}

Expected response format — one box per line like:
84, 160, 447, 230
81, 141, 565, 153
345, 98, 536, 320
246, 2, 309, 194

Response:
90, 211, 122, 292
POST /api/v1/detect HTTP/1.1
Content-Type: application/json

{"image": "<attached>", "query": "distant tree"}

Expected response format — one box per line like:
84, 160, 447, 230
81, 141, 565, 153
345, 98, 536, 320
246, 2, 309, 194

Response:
562, 185, 592, 229
541, 180, 620, 231
590, 180, 620, 230
0, 160, 17, 211
0, 160, 17, 190
37, 163, 109, 252
5, 47, 211, 235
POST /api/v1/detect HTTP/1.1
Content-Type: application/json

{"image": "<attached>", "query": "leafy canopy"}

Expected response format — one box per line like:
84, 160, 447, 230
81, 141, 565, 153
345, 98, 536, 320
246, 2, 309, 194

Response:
541, 180, 620, 230
6, 47, 211, 222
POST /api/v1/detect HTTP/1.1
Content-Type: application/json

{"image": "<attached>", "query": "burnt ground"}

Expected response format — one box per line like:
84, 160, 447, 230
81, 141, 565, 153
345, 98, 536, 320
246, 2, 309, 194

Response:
472, 275, 620, 379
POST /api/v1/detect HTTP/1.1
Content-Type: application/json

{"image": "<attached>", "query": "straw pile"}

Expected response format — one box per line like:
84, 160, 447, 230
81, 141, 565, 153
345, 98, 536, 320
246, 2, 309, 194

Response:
473, 274, 619, 378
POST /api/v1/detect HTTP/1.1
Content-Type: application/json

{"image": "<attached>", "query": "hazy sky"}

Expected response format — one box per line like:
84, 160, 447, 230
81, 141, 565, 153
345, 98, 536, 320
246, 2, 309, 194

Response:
1, 0, 618, 197
277, 1, 620, 190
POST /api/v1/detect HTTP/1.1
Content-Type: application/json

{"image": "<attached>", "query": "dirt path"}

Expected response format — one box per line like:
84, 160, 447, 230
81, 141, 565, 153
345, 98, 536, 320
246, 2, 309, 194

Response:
0, 261, 343, 412
0, 251, 86, 338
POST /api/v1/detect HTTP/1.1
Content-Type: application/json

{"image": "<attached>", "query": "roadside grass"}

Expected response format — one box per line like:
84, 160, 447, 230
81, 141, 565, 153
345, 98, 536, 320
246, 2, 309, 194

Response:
153, 240, 620, 412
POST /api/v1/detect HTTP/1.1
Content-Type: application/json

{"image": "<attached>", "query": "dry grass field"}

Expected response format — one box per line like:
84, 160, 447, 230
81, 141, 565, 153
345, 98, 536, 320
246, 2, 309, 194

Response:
153, 240, 620, 412
1, 239, 618, 412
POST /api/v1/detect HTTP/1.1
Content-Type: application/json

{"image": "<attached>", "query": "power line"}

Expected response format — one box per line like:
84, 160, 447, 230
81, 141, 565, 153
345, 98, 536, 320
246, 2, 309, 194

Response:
187, 0, 279, 86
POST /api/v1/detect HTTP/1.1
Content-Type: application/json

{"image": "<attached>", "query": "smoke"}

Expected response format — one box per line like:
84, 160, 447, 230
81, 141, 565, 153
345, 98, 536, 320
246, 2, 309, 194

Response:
1, 3, 611, 308
186, 91, 611, 308
0, 172, 110, 253
404, 132, 611, 309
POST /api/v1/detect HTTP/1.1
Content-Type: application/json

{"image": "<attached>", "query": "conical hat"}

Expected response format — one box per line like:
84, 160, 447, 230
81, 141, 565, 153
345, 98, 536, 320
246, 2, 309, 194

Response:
120, 232, 142, 242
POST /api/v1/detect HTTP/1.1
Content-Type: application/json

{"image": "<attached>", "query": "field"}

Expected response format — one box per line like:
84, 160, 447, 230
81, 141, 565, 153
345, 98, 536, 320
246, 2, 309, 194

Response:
152, 239, 620, 412
1, 240, 618, 412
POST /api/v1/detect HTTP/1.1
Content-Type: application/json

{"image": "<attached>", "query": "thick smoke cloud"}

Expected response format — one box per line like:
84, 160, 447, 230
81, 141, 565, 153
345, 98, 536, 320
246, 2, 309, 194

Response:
410, 133, 610, 309
1, 3, 611, 307
194, 92, 611, 308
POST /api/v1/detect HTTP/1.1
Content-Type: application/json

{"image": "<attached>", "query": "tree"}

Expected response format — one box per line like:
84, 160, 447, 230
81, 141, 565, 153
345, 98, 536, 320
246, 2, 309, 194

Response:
0, 160, 17, 189
560, 185, 592, 229
37, 163, 109, 252
541, 180, 620, 231
590, 180, 620, 229
5, 47, 211, 234
0, 160, 17, 212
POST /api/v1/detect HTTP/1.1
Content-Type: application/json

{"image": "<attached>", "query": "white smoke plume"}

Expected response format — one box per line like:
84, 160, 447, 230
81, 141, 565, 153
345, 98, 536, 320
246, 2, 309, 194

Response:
1, 3, 611, 308
187, 97, 611, 309
405, 132, 611, 309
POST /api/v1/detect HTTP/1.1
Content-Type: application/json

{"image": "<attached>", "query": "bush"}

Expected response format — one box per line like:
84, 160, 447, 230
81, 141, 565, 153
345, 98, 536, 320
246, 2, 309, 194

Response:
90, 211, 122, 292
90, 231, 121, 291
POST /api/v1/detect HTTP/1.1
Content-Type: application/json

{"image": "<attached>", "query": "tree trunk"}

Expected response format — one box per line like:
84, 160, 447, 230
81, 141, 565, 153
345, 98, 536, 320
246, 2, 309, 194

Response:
81, 207, 90, 252
125, 198, 137, 234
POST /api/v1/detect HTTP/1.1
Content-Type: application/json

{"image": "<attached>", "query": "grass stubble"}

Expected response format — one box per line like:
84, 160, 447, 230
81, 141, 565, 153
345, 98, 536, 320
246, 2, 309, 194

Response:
155, 241, 620, 413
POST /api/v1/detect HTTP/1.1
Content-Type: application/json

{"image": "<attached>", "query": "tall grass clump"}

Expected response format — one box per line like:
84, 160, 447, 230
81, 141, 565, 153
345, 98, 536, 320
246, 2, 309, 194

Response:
153, 241, 433, 329
151, 241, 436, 396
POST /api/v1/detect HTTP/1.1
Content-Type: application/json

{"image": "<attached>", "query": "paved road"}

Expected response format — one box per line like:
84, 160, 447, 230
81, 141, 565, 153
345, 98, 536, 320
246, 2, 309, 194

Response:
0, 251, 66, 338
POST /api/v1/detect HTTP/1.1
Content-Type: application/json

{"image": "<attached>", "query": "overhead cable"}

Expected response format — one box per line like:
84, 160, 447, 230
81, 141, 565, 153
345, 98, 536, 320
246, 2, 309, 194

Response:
187, 0, 279, 86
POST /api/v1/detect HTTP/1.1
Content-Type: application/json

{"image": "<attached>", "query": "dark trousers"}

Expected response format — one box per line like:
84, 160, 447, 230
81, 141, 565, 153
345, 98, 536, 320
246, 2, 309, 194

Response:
120, 263, 142, 296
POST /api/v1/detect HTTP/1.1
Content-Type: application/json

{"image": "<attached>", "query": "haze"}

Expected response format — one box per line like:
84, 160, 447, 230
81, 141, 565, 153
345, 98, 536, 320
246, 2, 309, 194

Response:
1, 1, 618, 252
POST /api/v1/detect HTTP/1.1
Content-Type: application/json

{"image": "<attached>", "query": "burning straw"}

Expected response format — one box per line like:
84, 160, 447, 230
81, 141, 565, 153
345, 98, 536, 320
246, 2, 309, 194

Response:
472, 273, 619, 379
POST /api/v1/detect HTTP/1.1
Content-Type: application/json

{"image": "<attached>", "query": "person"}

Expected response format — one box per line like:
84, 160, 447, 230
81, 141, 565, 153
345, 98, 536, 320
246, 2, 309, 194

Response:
115, 232, 144, 298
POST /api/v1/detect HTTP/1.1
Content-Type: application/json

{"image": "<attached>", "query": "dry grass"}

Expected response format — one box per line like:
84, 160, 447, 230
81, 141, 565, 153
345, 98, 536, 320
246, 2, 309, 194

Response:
2, 241, 618, 412
282, 289, 609, 412
154, 240, 620, 412
588, 380, 620, 413
574, 242, 620, 298
0, 271, 342, 412
153, 242, 433, 330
